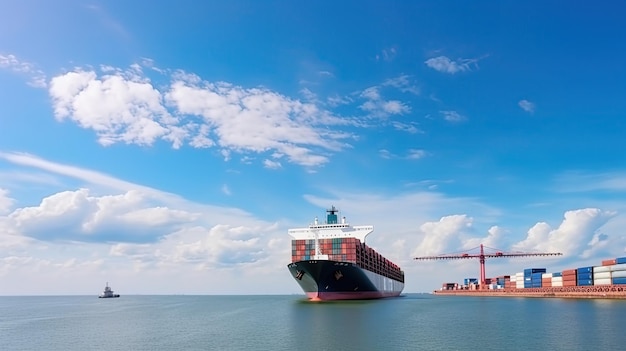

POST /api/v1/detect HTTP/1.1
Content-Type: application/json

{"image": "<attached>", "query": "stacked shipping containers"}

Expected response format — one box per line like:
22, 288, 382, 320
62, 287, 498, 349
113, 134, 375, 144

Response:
552, 272, 563, 287
562, 269, 577, 287
290, 238, 404, 282
577, 266, 593, 286
507, 256, 626, 289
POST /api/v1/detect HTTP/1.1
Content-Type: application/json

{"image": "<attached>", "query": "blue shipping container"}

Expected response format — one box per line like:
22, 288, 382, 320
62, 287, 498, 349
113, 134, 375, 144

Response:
616, 257, 626, 265
577, 272, 593, 280
524, 268, 546, 276
577, 279, 593, 286
612, 277, 626, 285
577, 266, 593, 274
552, 272, 562, 277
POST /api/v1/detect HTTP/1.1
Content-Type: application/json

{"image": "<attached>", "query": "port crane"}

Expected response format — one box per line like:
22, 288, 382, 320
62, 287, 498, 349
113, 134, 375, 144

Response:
414, 244, 562, 289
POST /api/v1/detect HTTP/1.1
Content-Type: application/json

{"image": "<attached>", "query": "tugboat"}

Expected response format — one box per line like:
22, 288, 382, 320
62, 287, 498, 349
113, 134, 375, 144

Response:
99, 282, 120, 298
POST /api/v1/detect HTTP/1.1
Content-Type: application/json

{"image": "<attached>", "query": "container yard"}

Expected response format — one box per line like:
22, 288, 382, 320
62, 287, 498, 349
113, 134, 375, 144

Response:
434, 256, 626, 299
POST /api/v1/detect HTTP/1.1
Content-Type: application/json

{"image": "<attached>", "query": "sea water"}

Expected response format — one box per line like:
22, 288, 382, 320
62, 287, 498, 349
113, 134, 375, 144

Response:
1, 294, 625, 350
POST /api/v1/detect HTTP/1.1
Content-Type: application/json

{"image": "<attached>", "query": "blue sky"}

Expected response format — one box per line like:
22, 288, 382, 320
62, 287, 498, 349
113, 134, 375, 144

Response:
1, 0, 626, 295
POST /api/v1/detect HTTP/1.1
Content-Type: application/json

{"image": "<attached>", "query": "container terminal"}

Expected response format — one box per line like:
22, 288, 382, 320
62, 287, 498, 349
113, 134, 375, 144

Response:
415, 244, 626, 299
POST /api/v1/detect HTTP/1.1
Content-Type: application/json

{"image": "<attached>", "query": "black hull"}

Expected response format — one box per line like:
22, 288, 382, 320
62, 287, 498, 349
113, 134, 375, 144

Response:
287, 260, 404, 300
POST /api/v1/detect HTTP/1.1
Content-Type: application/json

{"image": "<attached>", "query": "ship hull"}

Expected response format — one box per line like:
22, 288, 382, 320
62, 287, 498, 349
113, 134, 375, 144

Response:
288, 260, 404, 301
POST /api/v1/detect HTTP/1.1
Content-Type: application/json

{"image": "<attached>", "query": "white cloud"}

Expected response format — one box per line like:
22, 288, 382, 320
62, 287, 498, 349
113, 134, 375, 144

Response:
406, 149, 428, 160
359, 87, 410, 117
440, 110, 466, 122
263, 159, 282, 169
376, 47, 397, 62
383, 75, 420, 95
424, 56, 482, 74
519, 99, 535, 113
391, 121, 423, 134
8, 188, 198, 242
0, 53, 47, 88
0, 188, 15, 214
46, 65, 358, 168
412, 214, 474, 256
49, 70, 179, 148
512, 208, 616, 257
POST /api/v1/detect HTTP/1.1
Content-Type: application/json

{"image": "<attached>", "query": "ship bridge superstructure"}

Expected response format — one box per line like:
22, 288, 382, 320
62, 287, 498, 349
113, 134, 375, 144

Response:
288, 206, 373, 243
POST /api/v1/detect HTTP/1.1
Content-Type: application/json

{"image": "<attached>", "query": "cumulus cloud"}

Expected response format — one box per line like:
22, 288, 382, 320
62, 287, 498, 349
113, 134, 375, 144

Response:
512, 208, 616, 257
518, 99, 535, 113
49, 70, 180, 147
424, 55, 482, 74
412, 214, 474, 256
0, 188, 15, 214
47, 64, 357, 168
8, 188, 198, 243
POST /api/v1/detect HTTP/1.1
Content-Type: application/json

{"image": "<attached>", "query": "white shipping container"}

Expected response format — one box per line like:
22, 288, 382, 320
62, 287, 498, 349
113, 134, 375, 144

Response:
593, 265, 611, 273
552, 281, 563, 287
594, 271, 611, 279
551, 276, 563, 283
594, 278, 612, 285
541, 273, 553, 278
612, 270, 626, 278
609, 264, 626, 272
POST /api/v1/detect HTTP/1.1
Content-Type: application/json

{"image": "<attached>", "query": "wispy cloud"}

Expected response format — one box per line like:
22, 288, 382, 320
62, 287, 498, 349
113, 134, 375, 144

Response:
424, 55, 485, 74
383, 75, 420, 95
391, 121, 423, 134
359, 87, 411, 118
378, 148, 428, 160
440, 110, 466, 123
263, 159, 282, 169
0, 54, 47, 88
376, 47, 397, 62
518, 99, 536, 114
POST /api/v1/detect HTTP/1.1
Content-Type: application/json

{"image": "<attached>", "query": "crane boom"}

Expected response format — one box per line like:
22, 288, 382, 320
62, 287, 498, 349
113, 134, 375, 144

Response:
414, 244, 562, 288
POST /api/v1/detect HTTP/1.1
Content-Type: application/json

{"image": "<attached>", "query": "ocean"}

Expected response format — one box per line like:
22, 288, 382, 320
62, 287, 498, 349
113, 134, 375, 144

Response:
1, 294, 625, 350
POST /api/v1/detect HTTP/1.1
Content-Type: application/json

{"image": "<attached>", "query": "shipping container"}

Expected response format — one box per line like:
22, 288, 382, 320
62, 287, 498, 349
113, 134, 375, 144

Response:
577, 266, 593, 274
593, 271, 611, 280
593, 265, 611, 273
562, 269, 577, 276
610, 264, 626, 272
602, 259, 617, 266
611, 270, 626, 279
594, 278, 612, 285
616, 257, 626, 265
612, 277, 626, 285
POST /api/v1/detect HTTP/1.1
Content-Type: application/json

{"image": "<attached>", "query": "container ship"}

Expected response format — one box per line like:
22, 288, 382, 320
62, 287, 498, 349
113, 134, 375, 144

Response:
287, 206, 404, 301
434, 256, 626, 299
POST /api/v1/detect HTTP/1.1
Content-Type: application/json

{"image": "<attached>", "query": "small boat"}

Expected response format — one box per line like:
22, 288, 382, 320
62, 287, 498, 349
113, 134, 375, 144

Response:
99, 282, 120, 298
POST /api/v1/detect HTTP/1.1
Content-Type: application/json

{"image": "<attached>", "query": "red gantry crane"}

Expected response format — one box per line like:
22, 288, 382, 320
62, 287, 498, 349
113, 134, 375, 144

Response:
414, 244, 562, 289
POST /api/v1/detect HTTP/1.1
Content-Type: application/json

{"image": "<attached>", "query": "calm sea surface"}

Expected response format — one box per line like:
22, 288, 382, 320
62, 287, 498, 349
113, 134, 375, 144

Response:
1, 294, 626, 350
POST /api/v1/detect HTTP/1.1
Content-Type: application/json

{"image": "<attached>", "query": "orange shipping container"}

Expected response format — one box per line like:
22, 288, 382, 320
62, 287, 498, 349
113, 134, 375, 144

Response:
602, 259, 617, 266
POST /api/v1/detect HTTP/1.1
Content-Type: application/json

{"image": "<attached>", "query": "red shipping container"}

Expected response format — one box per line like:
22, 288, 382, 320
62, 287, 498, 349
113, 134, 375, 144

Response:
602, 259, 617, 266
